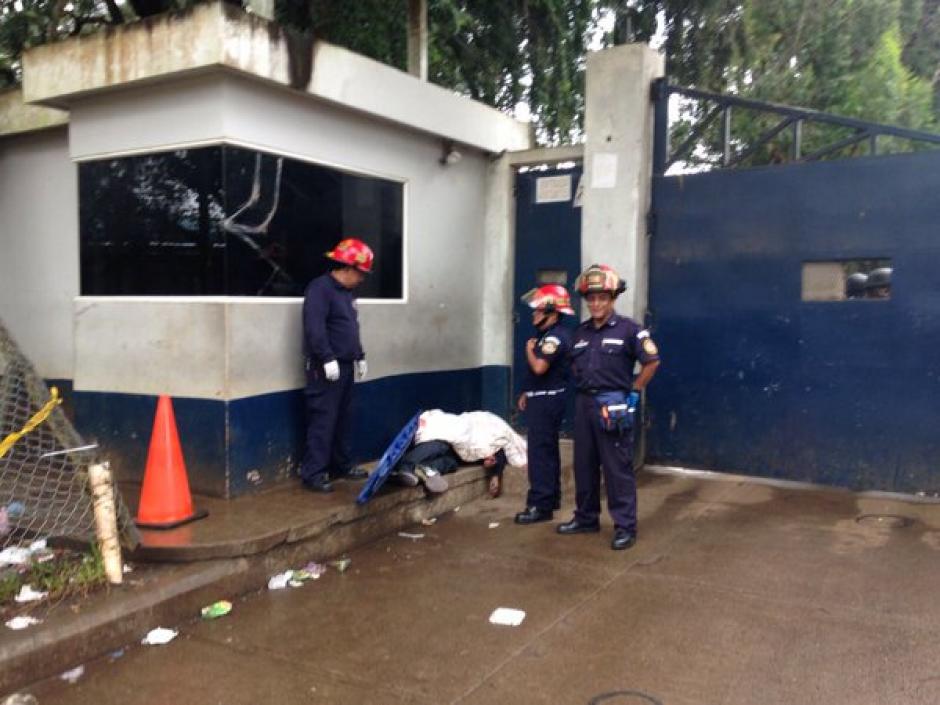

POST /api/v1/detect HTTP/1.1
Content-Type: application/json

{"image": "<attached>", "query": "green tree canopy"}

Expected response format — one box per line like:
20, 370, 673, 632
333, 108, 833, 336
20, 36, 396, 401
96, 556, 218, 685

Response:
2, 0, 939, 149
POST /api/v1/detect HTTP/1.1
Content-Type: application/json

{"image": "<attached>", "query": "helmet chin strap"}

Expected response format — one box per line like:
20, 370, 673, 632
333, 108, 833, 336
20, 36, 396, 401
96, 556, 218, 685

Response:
534, 310, 554, 331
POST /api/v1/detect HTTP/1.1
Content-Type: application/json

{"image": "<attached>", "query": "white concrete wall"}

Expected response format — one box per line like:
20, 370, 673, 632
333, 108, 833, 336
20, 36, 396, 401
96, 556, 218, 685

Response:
0, 127, 78, 379
480, 154, 513, 368
582, 44, 664, 321
69, 73, 491, 398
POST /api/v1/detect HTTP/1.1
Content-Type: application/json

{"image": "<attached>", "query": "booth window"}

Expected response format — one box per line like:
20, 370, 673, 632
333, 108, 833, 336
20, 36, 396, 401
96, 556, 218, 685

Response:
79, 145, 404, 299
801, 259, 891, 302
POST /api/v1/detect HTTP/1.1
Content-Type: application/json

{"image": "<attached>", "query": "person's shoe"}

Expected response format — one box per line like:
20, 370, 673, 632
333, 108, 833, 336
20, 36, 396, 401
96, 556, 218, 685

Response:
514, 506, 553, 525
415, 465, 448, 494
389, 470, 420, 487
333, 467, 369, 481
611, 528, 637, 551
302, 474, 334, 494
556, 517, 600, 535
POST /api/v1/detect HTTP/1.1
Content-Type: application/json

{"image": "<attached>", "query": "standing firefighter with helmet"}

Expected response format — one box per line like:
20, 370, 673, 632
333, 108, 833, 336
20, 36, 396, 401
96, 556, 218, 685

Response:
300, 238, 374, 494
558, 264, 661, 550
514, 284, 575, 525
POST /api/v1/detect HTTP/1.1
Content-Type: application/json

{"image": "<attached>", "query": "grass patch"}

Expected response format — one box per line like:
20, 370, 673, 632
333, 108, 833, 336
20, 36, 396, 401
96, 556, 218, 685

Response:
1, 544, 108, 619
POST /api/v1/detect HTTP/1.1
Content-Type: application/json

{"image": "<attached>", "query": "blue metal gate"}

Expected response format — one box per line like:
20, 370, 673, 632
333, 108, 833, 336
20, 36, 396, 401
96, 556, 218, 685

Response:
512, 165, 582, 433
647, 149, 940, 492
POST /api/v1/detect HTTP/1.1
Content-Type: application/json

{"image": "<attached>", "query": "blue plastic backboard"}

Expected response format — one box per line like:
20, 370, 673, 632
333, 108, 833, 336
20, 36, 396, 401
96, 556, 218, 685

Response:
355, 411, 421, 505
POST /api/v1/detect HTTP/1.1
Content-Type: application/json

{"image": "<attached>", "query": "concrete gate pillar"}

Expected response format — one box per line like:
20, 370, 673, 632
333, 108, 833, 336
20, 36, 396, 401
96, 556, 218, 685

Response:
581, 44, 664, 321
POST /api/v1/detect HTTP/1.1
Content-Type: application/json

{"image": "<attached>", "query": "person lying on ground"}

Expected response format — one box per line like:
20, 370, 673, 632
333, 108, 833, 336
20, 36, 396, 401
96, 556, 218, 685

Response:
391, 439, 509, 497
390, 408, 525, 497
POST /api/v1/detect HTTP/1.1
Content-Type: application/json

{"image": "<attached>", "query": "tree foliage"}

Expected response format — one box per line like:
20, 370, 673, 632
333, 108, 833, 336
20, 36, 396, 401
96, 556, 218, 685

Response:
608, 0, 939, 163
2, 0, 939, 148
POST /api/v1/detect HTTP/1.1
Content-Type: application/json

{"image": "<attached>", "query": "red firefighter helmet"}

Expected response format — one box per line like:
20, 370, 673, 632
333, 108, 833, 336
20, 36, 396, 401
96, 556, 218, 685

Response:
520, 284, 575, 315
575, 264, 626, 296
325, 238, 374, 273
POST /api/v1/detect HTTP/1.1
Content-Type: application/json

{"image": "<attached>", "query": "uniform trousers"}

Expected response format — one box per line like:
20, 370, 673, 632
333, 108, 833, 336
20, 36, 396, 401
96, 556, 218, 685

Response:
573, 392, 637, 531
524, 394, 565, 511
300, 361, 354, 482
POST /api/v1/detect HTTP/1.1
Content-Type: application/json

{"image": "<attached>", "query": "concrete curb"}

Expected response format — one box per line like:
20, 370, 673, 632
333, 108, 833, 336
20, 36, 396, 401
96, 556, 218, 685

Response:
1, 468, 488, 694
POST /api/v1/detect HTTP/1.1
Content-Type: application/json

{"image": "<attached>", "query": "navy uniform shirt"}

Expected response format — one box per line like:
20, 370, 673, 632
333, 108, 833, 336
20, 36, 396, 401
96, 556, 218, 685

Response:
570, 313, 659, 392
522, 322, 572, 392
302, 273, 364, 364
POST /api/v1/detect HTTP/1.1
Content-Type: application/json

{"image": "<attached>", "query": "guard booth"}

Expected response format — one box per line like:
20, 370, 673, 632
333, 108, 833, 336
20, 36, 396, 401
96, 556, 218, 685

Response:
645, 81, 940, 493
0, 2, 532, 498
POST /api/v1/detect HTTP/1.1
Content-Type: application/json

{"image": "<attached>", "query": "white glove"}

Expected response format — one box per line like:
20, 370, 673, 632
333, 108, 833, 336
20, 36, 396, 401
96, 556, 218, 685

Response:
355, 359, 368, 381
323, 360, 340, 381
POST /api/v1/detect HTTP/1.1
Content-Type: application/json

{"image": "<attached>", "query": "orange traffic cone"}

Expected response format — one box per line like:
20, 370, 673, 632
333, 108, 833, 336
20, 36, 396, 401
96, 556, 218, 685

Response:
135, 395, 208, 529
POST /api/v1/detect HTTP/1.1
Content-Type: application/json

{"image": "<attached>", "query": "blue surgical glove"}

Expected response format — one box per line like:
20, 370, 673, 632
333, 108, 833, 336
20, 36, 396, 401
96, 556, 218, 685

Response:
627, 391, 640, 412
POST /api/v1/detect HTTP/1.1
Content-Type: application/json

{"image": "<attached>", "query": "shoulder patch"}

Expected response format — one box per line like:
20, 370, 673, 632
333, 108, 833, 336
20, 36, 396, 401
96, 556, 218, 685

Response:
540, 336, 560, 355
642, 338, 659, 356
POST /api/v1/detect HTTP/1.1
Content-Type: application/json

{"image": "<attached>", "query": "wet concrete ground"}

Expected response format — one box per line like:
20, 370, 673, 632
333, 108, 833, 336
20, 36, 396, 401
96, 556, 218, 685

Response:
22, 463, 940, 705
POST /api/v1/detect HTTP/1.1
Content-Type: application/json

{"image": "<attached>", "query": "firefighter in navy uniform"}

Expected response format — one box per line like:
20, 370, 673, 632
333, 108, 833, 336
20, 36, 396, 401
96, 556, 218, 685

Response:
557, 264, 661, 550
514, 284, 575, 525
300, 238, 374, 494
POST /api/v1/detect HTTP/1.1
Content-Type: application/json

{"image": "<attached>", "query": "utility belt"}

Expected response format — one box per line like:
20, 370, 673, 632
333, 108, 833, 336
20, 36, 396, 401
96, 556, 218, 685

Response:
524, 388, 567, 398
305, 357, 354, 371
590, 389, 640, 434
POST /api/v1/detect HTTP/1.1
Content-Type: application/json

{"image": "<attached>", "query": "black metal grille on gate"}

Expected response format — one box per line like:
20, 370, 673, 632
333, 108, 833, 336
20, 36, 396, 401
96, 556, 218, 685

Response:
651, 79, 940, 175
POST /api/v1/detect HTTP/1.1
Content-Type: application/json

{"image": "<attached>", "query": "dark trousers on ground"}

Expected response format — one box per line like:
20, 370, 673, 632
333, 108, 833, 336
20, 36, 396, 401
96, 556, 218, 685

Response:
300, 361, 354, 483
524, 394, 565, 511
398, 440, 460, 475
573, 392, 637, 532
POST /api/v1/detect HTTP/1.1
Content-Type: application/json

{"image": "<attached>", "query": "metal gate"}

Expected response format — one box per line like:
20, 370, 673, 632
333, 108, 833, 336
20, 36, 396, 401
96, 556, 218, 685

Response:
646, 84, 940, 493
512, 164, 582, 433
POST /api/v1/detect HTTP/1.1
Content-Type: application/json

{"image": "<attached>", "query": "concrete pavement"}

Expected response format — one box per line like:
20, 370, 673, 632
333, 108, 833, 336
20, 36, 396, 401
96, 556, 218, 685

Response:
17, 458, 940, 705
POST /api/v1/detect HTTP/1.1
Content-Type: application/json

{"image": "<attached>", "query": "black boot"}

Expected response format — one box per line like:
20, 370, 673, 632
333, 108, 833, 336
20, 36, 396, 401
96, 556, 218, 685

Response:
611, 528, 637, 550
302, 474, 334, 493
556, 517, 600, 534
514, 506, 554, 525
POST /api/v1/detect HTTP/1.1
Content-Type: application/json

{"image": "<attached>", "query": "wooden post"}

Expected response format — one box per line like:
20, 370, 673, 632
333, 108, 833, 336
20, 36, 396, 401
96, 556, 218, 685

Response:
88, 462, 123, 585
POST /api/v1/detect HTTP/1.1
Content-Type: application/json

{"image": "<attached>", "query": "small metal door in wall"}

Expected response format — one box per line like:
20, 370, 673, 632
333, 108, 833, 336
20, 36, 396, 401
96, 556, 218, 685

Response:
512, 165, 582, 433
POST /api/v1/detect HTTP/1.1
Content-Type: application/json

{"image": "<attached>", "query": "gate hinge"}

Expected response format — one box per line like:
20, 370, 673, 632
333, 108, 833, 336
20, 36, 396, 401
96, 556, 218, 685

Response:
646, 209, 656, 237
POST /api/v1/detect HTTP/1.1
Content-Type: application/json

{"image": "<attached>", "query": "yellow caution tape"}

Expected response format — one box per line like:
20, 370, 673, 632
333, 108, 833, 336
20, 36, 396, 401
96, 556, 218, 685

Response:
0, 387, 62, 459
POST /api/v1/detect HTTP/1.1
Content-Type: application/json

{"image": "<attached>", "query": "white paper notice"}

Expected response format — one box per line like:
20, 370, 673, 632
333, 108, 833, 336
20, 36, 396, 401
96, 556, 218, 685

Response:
591, 153, 618, 189
535, 175, 572, 203
489, 607, 526, 627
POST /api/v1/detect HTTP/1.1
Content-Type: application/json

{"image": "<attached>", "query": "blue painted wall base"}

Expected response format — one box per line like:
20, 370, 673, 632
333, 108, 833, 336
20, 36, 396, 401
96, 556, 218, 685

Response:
72, 365, 511, 498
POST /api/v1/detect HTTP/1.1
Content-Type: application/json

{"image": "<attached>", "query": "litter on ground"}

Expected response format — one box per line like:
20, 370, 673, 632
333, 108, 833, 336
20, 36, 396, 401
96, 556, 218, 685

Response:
1, 694, 38, 705
141, 627, 178, 645
14, 584, 48, 603
398, 532, 425, 540
421, 517, 437, 526
200, 600, 233, 619
488, 522, 500, 529
59, 665, 85, 684
304, 562, 327, 579
267, 571, 292, 590
330, 558, 352, 573
488, 607, 526, 627
5, 615, 42, 630
0, 547, 31, 565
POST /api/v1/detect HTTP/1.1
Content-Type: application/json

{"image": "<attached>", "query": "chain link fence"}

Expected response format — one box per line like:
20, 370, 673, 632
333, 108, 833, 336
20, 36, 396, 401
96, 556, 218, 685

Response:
0, 319, 139, 553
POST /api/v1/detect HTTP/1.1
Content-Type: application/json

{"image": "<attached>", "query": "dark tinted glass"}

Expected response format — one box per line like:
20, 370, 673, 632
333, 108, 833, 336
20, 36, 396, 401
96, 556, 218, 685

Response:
80, 148, 226, 295
79, 146, 404, 298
